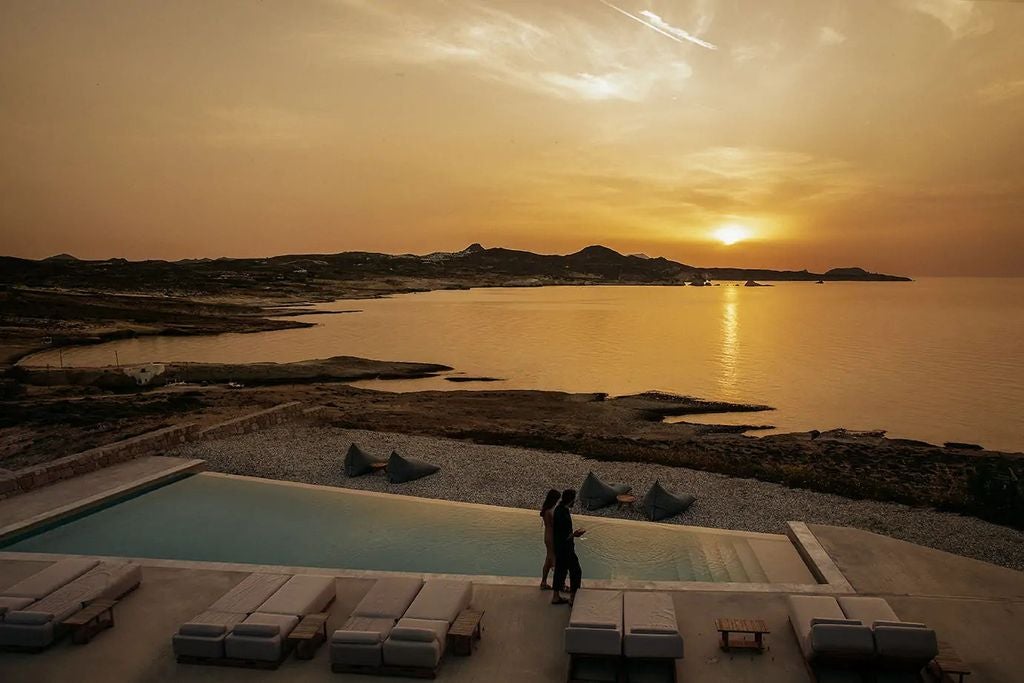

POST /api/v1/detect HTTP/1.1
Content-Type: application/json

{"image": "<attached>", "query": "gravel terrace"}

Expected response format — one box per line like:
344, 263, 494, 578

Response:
170, 425, 1024, 572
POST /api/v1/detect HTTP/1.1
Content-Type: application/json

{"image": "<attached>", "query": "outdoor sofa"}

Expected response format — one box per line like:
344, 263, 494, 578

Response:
787, 595, 877, 663
330, 576, 424, 671
0, 561, 142, 650
566, 590, 684, 683
173, 573, 290, 661
837, 596, 938, 669
382, 579, 473, 675
223, 574, 336, 664
0, 557, 99, 618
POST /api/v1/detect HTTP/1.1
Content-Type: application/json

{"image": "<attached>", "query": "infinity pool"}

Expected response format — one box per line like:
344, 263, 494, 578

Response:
2, 473, 812, 584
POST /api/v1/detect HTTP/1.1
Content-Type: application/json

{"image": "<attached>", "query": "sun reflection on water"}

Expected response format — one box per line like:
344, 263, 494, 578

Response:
718, 286, 739, 395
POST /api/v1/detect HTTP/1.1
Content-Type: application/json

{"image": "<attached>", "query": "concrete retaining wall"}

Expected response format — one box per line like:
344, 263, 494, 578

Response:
0, 401, 305, 500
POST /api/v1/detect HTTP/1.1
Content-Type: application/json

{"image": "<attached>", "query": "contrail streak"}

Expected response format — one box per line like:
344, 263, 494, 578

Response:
598, 0, 717, 50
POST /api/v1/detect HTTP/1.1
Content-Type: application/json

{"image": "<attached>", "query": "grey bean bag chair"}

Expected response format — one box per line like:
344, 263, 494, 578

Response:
641, 481, 695, 521
579, 472, 631, 511
387, 451, 440, 484
344, 443, 386, 477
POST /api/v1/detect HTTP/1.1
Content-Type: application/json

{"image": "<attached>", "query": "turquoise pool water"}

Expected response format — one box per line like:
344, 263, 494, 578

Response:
3, 474, 790, 583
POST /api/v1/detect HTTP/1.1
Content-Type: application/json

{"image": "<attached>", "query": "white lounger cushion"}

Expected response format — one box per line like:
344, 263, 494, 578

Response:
839, 596, 937, 663
233, 612, 299, 637
257, 574, 335, 616
0, 562, 141, 650
330, 616, 398, 667
225, 613, 300, 661
837, 596, 899, 624
0, 596, 34, 614
403, 580, 472, 624
15, 562, 141, 623
4, 611, 52, 625
384, 618, 448, 669
566, 590, 623, 657
623, 592, 684, 659
352, 577, 424, 619
210, 573, 290, 614
173, 611, 247, 659
788, 595, 874, 661
1, 558, 99, 600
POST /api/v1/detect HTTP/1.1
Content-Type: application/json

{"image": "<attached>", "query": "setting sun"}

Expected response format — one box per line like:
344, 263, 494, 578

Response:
713, 224, 752, 246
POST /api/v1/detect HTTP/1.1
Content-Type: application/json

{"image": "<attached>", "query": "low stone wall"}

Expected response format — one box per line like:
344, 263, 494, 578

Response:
0, 423, 201, 501
0, 401, 306, 501
195, 401, 304, 440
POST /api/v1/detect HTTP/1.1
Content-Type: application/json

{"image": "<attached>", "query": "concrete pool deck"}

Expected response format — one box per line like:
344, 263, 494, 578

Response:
1, 456, 1022, 681
2, 527, 1023, 683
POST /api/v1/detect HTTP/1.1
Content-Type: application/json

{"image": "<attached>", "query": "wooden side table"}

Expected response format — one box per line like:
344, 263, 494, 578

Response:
448, 608, 484, 656
715, 617, 769, 652
289, 612, 330, 660
928, 640, 971, 683
616, 494, 637, 509
370, 462, 388, 475
63, 599, 118, 644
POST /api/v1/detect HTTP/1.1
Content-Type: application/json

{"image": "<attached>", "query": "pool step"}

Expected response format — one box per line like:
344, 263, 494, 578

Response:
713, 540, 751, 583
732, 540, 770, 583
683, 544, 714, 582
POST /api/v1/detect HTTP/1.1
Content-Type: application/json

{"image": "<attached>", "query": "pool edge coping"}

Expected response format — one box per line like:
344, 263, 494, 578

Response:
785, 521, 854, 592
0, 549, 850, 595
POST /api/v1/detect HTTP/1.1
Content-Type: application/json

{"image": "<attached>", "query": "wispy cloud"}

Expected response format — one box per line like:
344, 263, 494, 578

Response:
818, 26, 847, 46
901, 0, 994, 39
317, 1, 697, 102
977, 78, 1024, 105
597, 1, 717, 50
638, 11, 717, 50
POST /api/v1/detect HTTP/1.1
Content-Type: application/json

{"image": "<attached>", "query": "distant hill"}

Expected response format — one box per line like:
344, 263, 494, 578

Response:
0, 244, 911, 297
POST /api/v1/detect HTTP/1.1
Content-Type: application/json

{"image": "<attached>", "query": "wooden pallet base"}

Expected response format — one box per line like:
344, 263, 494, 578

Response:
177, 653, 288, 670
331, 662, 441, 679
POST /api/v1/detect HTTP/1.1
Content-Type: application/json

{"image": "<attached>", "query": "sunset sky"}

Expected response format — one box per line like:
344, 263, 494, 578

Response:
1, 0, 1022, 275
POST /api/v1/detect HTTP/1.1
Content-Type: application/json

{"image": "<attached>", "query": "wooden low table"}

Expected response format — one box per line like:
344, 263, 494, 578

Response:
928, 641, 971, 683
715, 617, 769, 652
448, 608, 484, 656
289, 612, 330, 660
616, 494, 636, 509
63, 599, 118, 644
370, 462, 388, 475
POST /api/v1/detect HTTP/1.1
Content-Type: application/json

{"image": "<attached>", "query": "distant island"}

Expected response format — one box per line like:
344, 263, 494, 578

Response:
1, 243, 910, 296
0, 243, 910, 365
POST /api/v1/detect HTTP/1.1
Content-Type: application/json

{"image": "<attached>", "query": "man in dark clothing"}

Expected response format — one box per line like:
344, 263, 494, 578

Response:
551, 488, 584, 605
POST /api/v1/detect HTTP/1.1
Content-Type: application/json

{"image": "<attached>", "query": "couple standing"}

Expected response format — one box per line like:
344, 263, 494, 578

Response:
540, 489, 585, 605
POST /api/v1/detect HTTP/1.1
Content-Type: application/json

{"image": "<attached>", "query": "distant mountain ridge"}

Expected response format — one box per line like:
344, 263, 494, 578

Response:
0, 243, 911, 295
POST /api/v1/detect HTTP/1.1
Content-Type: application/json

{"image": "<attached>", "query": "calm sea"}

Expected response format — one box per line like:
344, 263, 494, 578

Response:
24, 279, 1024, 452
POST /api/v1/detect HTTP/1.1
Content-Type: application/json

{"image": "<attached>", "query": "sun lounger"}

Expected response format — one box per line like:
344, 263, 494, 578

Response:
566, 590, 624, 683
0, 558, 99, 617
381, 579, 473, 675
331, 577, 424, 671
837, 596, 938, 669
224, 574, 336, 664
623, 592, 683, 659
0, 561, 141, 650
787, 595, 874, 663
173, 573, 289, 661
566, 589, 624, 656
